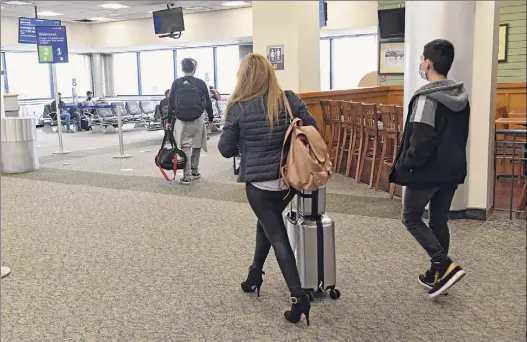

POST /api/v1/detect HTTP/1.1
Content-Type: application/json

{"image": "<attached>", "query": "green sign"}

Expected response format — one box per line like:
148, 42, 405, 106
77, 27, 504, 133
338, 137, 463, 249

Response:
38, 45, 53, 62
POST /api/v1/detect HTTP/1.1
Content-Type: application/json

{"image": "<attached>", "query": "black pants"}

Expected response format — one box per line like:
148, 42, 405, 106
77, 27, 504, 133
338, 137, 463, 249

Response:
245, 183, 301, 295
402, 185, 458, 262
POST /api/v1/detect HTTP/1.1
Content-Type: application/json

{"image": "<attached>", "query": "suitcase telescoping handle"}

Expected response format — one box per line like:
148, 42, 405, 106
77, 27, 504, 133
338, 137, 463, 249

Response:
297, 189, 320, 219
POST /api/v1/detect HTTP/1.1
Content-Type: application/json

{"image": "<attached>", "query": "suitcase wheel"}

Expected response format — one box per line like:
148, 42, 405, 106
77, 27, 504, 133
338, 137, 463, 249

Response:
329, 289, 341, 300
234, 167, 240, 175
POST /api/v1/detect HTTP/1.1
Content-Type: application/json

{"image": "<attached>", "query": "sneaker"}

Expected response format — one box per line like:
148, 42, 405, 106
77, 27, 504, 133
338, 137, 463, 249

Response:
179, 177, 191, 185
418, 269, 435, 290
428, 258, 466, 299
191, 171, 201, 179
64, 129, 75, 133
418, 267, 449, 295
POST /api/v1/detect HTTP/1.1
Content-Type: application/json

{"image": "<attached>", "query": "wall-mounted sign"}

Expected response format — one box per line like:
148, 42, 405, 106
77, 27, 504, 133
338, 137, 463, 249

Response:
266, 45, 284, 70
36, 26, 69, 64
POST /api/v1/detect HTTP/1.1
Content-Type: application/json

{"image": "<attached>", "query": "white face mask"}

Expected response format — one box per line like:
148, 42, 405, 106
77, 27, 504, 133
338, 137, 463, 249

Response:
419, 61, 428, 81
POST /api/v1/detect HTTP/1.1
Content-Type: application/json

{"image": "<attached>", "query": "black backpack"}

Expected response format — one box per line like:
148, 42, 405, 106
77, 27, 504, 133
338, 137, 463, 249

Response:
174, 78, 205, 122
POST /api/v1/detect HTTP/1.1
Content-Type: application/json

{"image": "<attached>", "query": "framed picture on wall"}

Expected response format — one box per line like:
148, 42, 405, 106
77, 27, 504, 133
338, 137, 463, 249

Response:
498, 24, 508, 63
378, 41, 405, 75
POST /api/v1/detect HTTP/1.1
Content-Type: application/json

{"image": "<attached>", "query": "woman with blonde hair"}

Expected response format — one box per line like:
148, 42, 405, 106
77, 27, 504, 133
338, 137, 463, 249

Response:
218, 53, 317, 325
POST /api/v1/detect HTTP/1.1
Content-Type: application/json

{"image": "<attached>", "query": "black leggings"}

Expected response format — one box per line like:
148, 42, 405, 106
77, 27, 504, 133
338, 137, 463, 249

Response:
245, 183, 301, 295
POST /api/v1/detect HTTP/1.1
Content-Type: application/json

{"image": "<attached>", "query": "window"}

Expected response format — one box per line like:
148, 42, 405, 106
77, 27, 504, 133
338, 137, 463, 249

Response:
176, 47, 214, 87
139, 50, 175, 95
320, 39, 331, 91
215, 45, 240, 94
332, 35, 378, 90
113, 52, 139, 95
56, 54, 93, 97
4, 52, 51, 99
1, 52, 7, 94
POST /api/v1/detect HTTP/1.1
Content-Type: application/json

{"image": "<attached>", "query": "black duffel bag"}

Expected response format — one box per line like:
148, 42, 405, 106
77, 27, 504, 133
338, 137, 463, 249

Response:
155, 129, 187, 181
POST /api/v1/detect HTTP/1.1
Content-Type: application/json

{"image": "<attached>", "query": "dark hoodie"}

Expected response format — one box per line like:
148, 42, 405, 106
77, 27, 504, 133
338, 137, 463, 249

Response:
389, 79, 470, 188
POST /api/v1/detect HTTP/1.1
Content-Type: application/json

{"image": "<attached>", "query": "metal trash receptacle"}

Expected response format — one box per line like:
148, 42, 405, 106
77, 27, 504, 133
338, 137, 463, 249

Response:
0, 117, 39, 173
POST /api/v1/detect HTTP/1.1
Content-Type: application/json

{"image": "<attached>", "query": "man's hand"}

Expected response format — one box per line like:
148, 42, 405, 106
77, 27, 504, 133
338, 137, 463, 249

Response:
165, 122, 171, 130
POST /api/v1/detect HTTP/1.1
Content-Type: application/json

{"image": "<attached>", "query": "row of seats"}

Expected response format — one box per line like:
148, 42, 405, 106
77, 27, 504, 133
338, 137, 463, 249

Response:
91, 100, 161, 130
42, 100, 163, 131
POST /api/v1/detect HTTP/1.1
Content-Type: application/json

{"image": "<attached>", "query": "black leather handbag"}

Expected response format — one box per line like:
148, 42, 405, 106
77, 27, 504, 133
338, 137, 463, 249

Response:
155, 129, 187, 181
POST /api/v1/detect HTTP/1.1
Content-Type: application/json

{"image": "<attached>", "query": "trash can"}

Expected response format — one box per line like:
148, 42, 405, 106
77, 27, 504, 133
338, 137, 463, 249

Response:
0, 117, 39, 173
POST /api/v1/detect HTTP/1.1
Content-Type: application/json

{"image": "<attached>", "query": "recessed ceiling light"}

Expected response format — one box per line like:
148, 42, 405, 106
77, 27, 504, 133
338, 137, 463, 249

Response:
38, 11, 63, 17
221, 1, 248, 7
89, 17, 112, 21
186, 7, 209, 11
5, 1, 32, 5
98, 3, 128, 10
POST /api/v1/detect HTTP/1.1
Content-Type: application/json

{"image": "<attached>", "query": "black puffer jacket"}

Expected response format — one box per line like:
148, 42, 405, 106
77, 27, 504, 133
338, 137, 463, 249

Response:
218, 90, 317, 183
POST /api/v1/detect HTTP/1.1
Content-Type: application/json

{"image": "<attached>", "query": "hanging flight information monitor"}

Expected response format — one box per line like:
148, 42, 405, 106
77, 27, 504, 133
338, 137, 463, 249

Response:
18, 17, 61, 44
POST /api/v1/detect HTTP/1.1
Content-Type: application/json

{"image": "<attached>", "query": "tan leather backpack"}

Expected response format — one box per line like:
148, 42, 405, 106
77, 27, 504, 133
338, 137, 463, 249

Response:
280, 98, 333, 192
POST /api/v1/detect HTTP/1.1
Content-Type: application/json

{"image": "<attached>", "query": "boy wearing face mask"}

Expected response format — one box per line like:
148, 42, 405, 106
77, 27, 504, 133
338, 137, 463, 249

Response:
389, 39, 470, 298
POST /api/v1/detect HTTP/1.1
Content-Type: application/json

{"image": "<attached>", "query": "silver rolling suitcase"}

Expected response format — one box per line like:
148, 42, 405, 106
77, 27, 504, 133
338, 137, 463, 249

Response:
285, 187, 341, 301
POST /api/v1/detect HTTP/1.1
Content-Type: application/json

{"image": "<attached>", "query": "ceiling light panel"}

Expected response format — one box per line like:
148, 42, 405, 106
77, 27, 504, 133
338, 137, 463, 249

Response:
38, 11, 63, 17
98, 3, 129, 10
4, 1, 32, 5
89, 17, 112, 21
221, 1, 248, 7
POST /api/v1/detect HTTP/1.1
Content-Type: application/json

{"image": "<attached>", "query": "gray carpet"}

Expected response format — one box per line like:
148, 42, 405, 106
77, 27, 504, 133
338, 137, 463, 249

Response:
1, 136, 526, 341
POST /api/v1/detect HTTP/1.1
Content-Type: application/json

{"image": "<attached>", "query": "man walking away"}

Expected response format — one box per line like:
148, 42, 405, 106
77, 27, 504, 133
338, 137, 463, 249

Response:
166, 58, 213, 185
389, 39, 469, 298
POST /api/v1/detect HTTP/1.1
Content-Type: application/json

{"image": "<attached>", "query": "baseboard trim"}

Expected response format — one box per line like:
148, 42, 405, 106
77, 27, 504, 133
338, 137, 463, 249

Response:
422, 206, 494, 221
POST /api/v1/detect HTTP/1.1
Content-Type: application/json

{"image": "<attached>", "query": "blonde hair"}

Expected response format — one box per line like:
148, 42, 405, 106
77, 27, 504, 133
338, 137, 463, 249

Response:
226, 53, 285, 129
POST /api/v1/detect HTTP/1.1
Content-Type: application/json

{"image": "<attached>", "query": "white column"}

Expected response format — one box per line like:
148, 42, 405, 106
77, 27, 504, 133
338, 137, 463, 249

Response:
252, 1, 320, 92
91, 53, 105, 97
404, 1, 476, 212
467, 1, 499, 214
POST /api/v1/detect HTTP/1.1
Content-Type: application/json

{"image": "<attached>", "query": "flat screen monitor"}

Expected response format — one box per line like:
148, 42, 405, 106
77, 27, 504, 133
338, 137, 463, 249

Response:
18, 17, 61, 44
153, 7, 185, 35
378, 8, 405, 39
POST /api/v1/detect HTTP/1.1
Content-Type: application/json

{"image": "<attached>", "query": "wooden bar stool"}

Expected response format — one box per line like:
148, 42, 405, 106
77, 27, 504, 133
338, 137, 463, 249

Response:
357, 103, 380, 188
337, 101, 354, 173
344, 102, 364, 180
376, 104, 399, 191
327, 100, 343, 167
395, 105, 404, 143
320, 100, 332, 141
388, 105, 405, 198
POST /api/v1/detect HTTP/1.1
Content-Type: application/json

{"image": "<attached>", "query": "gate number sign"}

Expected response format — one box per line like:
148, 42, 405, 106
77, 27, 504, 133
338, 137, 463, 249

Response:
36, 26, 69, 64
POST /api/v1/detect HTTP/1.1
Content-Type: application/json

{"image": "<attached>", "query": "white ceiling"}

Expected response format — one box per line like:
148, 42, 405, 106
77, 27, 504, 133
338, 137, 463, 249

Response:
0, 1, 252, 23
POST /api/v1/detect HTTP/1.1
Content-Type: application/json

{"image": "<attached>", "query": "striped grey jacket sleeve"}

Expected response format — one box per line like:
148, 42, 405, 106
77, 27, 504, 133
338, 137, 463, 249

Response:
410, 95, 437, 127
400, 95, 439, 169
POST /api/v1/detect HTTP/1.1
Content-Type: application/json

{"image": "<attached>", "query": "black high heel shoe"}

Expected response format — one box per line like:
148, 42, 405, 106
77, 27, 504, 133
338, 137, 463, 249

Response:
240, 266, 265, 297
284, 293, 311, 326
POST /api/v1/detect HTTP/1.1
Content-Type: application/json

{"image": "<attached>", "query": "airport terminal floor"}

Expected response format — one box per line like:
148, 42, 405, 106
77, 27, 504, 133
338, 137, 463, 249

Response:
1, 128, 525, 341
